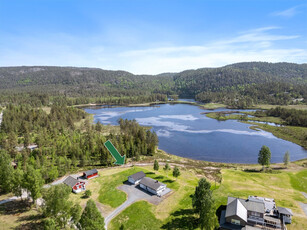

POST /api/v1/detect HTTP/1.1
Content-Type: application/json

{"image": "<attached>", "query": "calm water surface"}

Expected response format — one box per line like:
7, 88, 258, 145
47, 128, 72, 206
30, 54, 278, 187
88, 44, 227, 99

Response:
84, 103, 307, 163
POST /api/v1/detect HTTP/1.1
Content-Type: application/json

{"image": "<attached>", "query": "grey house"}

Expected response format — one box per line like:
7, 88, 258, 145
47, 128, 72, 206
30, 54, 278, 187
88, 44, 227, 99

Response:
128, 171, 146, 184
139, 177, 166, 196
277, 207, 293, 224
220, 196, 292, 230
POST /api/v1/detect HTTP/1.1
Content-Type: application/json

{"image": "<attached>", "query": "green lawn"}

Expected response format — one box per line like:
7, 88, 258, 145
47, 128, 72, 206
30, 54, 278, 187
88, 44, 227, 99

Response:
97, 167, 181, 208
109, 201, 162, 230
288, 170, 307, 192
214, 169, 307, 230
97, 165, 307, 230
101, 165, 200, 229
97, 167, 139, 208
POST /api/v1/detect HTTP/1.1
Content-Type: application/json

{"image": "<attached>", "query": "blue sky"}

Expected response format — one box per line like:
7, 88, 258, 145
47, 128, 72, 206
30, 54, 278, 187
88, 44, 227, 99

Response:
0, 0, 306, 74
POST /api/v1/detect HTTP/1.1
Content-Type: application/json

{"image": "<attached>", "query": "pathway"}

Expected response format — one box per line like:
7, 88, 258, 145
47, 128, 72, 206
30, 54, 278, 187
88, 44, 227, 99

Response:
0, 190, 28, 205
104, 183, 170, 230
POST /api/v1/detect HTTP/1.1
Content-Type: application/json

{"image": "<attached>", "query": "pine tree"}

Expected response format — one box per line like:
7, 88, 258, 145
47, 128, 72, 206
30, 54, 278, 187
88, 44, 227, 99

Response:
173, 166, 181, 180
192, 178, 217, 230
283, 151, 290, 167
153, 159, 159, 171
0, 150, 14, 193
79, 199, 105, 230
163, 163, 170, 171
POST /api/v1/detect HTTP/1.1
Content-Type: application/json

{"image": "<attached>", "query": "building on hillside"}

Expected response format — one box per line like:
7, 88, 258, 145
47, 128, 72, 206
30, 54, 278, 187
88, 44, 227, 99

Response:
63, 176, 86, 193
139, 177, 166, 196
128, 171, 146, 185
220, 196, 293, 230
277, 207, 293, 224
82, 169, 98, 179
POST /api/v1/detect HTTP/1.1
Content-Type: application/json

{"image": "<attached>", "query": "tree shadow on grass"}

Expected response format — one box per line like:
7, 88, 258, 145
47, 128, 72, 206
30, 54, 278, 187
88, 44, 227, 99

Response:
0, 200, 31, 215
14, 221, 44, 230
17, 213, 43, 222
161, 208, 199, 229
162, 179, 175, 184
145, 172, 155, 175
154, 175, 164, 180
161, 214, 198, 229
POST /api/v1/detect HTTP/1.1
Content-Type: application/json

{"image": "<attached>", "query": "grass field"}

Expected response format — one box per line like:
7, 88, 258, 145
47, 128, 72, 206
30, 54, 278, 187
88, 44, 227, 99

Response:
205, 111, 283, 124
253, 104, 307, 110
248, 122, 307, 149
214, 169, 307, 230
104, 165, 307, 230
105, 165, 199, 230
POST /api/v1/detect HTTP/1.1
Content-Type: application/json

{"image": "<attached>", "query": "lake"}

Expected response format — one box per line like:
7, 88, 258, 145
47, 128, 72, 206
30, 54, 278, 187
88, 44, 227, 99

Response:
84, 103, 307, 164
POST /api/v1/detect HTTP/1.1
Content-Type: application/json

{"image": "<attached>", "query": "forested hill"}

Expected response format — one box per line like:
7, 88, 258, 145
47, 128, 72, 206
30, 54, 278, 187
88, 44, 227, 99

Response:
226, 62, 307, 80
0, 66, 174, 96
0, 62, 306, 107
173, 62, 307, 96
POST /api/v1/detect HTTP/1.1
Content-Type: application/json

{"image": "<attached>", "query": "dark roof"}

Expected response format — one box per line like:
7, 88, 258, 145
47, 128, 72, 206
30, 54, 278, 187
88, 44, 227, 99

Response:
278, 207, 293, 216
128, 171, 146, 181
225, 198, 247, 222
83, 169, 98, 177
63, 176, 79, 187
140, 177, 165, 191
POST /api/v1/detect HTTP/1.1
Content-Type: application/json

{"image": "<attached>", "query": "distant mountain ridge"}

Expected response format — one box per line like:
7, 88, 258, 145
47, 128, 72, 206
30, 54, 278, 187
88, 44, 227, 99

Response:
0, 62, 306, 106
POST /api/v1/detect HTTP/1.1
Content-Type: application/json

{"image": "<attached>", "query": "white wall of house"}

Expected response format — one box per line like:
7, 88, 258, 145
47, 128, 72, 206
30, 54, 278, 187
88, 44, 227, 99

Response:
128, 177, 142, 185
128, 177, 135, 184
72, 183, 86, 193
140, 183, 166, 195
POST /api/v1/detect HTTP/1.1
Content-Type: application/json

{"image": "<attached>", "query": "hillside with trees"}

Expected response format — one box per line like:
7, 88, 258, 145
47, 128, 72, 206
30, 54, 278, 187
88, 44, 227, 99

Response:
0, 62, 306, 108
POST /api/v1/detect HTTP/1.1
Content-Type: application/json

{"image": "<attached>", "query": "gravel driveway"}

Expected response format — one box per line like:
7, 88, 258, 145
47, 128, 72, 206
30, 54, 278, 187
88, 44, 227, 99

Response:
104, 182, 171, 229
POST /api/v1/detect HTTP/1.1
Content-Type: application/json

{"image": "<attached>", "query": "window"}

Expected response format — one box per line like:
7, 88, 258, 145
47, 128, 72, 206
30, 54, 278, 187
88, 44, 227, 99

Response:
231, 219, 240, 225
250, 211, 260, 217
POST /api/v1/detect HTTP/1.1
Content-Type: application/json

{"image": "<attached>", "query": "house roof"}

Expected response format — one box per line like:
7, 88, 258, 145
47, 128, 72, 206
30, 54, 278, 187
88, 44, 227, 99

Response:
83, 169, 98, 177
248, 196, 275, 212
239, 198, 265, 213
140, 177, 165, 191
63, 176, 79, 187
277, 207, 293, 216
225, 198, 247, 223
129, 171, 146, 181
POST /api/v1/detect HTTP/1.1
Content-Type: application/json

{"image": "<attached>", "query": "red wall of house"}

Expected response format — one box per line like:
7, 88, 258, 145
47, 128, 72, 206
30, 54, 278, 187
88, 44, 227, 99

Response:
86, 172, 98, 179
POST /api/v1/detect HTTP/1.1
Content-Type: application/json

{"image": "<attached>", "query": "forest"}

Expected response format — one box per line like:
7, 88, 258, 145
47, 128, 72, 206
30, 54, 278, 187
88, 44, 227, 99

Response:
264, 107, 307, 127
0, 62, 306, 108
0, 104, 158, 187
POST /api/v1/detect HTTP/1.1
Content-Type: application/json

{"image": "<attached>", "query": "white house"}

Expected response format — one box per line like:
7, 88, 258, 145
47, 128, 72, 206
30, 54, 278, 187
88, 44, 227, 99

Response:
139, 177, 166, 196
128, 171, 146, 185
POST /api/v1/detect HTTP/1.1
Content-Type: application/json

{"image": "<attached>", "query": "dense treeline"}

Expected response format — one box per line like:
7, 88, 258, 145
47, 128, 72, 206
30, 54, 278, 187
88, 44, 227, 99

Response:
0, 92, 168, 107
0, 104, 158, 184
0, 62, 306, 108
265, 107, 307, 127
195, 82, 306, 108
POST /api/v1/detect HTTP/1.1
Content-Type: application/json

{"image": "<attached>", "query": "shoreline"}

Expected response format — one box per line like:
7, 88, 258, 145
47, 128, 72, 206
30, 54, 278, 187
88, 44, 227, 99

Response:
77, 102, 307, 163
73, 101, 228, 110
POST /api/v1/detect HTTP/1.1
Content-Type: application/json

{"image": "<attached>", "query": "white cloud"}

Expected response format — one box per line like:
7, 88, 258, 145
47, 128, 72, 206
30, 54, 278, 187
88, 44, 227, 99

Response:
117, 27, 306, 74
0, 27, 306, 74
271, 6, 299, 18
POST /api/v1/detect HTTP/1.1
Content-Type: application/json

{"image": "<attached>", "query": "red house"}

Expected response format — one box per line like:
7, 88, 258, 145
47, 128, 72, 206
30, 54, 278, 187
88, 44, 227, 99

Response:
83, 169, 98, 179
63, 176, 86, 193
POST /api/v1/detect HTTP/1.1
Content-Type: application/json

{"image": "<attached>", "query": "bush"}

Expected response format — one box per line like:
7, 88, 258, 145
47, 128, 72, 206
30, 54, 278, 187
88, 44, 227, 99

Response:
84, 190, 92, 198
